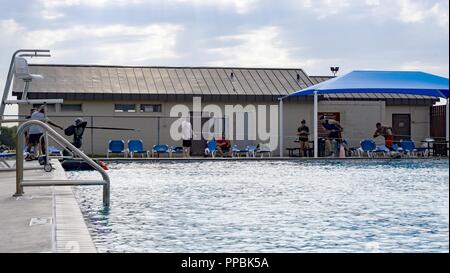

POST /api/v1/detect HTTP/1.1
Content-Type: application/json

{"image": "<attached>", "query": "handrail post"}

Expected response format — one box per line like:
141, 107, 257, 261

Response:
13, 129, 25, 196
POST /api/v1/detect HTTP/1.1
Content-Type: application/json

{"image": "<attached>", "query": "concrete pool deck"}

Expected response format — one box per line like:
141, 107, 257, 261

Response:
0, 160, 96, 253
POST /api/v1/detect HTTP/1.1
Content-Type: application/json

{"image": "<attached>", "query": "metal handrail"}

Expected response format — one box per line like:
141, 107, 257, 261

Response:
15, 120, 110, 207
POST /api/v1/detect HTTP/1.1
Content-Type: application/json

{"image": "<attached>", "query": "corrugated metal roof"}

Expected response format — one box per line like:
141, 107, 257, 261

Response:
309, 76, 334, 85
13, 64, 310, 98
11, 65, 438, 104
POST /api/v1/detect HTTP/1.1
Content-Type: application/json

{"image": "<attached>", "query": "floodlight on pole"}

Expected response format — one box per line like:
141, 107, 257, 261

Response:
330, 67, 340, 77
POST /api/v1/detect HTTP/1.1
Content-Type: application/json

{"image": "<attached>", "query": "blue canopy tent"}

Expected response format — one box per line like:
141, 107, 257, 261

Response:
279, 70, 449, 158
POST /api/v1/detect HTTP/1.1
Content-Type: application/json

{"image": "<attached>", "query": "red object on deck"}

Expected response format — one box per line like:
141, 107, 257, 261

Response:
99, 160, 109, 170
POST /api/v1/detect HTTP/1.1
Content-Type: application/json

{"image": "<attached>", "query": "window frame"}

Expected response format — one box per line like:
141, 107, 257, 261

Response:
114, 104, 137, 113
60, 104, 83, 112
139, 104, 162, 113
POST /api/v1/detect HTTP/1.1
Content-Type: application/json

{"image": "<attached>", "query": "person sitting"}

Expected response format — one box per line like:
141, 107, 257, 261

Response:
320, 115, 344, 156
297, 119, 310, 157
373, 123, 394, 150
216, 134, 231, 157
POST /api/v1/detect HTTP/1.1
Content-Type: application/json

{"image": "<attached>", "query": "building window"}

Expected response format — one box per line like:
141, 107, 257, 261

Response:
61, 104, 82, 112
140, 104, 162, 113
115, 104, 136, 113
32, 104, 56, 113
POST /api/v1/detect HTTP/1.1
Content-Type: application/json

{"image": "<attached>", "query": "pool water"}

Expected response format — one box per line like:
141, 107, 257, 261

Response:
70, 160, 449, 253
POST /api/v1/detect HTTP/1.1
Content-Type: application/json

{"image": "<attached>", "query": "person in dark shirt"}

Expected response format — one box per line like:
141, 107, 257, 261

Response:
297, 120, 310, 157
320, 115, 344, 157
64, 118, 88, 149
320, 115, 343, 143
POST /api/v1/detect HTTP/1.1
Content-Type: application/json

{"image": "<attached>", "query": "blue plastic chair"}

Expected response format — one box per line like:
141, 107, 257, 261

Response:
359, 139, 377, 157
170, 146, 184, 157
152, 144, 171, 158
206, 139, 217, 157
127, 139, 148, 158
48, 146, 62, 156
256, 144, 272, 158
246, 146, 258, 157
400, 140, 417, 157
0, 152, 16, 168
107, 140, 126, 158
232, 144, 249, 157
373, 145, 390, 157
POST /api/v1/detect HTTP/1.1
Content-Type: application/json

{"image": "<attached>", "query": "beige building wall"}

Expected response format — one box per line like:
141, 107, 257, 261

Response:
282, 101, 386, 149
385, 105, 430, 142
19, 99, 432, 156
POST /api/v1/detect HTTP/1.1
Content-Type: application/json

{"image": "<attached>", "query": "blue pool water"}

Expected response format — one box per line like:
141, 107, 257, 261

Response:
70, 160, 449, 253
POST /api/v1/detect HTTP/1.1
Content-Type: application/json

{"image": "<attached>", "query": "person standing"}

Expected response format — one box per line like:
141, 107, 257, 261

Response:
297, 120, 310, 157
373, 123, 394, 150
181, 118, 193, 158
320, 115, 344, 157
26, 106, 63, 160
64, 118, 88, 149
24, 108, 36, 154
27, 107, 46, 159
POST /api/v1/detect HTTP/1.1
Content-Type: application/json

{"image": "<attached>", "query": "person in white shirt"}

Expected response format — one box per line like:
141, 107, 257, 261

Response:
26, 106, 63, 160
181, 118, 193, 158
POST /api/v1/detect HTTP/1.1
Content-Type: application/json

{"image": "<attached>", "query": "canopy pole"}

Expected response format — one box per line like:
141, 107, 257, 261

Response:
313, 91, 318, 158
279, 98, 284, 157
446, 98, 449, 157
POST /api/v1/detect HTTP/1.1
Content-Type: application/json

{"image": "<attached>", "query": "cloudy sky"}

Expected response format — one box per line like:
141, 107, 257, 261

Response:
0, 0, 449, 114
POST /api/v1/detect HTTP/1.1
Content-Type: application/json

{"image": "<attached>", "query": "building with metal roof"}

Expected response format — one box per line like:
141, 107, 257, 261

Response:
13, 64, 439, 156
13, 65, 438, 105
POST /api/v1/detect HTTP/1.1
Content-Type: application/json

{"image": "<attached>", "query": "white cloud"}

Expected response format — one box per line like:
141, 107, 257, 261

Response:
1, 20, 183, 65
39, 0, 259, 19
430, 2, 449, 29
395, 0, 449, 31
39, 0, 145, 20
398, 61, 449, 77
369, 0, 449, 29
92, 24, 183, 64
40, 0, 143, 8
207, 26, 321, 68
398, 0, 426, 23
365, 0, 380, 6
293, 0, 352, 19
175, 0, 260, 14
289, 0, 449, 29
0, 19, 23, 36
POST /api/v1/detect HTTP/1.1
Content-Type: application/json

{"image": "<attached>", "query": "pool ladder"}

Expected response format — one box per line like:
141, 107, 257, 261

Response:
14, 120, 110, 207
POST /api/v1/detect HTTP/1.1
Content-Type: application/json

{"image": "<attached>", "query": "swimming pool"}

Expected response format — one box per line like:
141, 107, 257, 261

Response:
70, 160, 449, 253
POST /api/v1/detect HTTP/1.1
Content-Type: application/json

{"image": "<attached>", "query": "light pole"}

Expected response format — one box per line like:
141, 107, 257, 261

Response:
331, 67, 339, 77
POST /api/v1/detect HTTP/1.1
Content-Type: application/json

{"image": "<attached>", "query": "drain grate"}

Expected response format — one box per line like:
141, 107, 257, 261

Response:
29, 217, 53, 226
